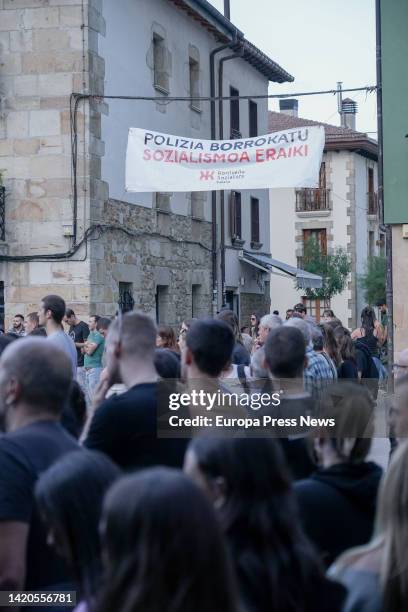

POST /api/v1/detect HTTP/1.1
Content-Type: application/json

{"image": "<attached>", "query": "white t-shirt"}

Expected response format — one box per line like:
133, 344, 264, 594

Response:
47, 330, 77, 379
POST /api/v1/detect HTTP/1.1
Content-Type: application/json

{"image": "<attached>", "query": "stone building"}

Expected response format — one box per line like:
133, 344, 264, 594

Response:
268, 100, 381, 327
0, 0, 293, 327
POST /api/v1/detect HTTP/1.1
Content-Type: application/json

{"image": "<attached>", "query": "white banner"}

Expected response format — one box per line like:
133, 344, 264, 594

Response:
125, 126, 325, 192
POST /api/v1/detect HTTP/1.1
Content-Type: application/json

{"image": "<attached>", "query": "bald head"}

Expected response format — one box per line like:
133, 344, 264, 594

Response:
0, 338, 72, 417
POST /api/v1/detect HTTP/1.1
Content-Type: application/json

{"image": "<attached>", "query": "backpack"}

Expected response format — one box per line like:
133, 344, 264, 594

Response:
355, 341, 379, 399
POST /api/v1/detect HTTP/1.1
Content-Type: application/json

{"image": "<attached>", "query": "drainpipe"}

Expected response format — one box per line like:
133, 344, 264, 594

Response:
218, 48, 244, 306
209, 38, 238, 315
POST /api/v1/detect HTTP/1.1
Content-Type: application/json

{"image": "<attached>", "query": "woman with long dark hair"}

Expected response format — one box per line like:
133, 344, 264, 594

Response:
35, 450, 121, 607
351, 306, 383, 355
94, 467, 237, 612
217, 309, 250, 365
250, 312, 260, 340
334, 326, 358, 379
184, 437, 345, 612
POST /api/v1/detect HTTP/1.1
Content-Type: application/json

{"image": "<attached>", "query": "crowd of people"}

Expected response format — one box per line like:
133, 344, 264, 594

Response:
0, 292, 407, 612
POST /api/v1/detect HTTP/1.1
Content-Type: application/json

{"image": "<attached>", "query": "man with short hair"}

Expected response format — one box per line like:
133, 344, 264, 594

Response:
0, 339, 78, 591
294, 302, 316, 325
85, 312, 186, 469
24, 312, 40, 335
38, 295, 77, 379
84, 315, 104, 403
8, 314, 25, 337
263, 325, 315, 479
285, 317, 333, 398
64, 308, 89, 390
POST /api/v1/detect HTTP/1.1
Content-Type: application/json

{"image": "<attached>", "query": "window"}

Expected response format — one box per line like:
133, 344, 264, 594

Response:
189, 57, 200, 111
192, 284, 201, 318
302, 228, 327, 254
155, 192, 171, 213
118, 282, 134, 314
368, 231, 375, 257
191, 192, 204, 219
249, 100, 258, 137
155, 285, 169, 324
153, 33, 169, 93
367, 167, 377, 215
230, 191, 242, 241
302, 297, 331, 323
230, 86, 240, 139
250, 197, 260, 245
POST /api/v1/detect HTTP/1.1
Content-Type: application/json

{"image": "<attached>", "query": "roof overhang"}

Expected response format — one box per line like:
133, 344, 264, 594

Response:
325, 137, 378, 161
240, 252, 323, 289
168, 0, 294, 83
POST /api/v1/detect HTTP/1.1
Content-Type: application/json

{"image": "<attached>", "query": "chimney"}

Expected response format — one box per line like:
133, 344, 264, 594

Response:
341, 98, 357, 130
279, 98, 298, 117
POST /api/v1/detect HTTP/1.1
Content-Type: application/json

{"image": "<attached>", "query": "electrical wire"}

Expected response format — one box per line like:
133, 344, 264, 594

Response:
0, 84, 378, 263
86, 85, 377, 103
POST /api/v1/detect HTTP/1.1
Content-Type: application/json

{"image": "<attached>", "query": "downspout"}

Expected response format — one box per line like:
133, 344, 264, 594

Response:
209, 36, 239, 314
218, 48, 244, 306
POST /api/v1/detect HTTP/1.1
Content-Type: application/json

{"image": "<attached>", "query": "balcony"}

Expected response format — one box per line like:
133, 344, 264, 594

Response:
230, 128, 242, 140
296, 188, 331, 213
367, 191, 378, 216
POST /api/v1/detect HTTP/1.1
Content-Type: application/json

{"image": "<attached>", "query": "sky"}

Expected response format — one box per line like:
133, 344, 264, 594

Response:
208, 0, 377, 136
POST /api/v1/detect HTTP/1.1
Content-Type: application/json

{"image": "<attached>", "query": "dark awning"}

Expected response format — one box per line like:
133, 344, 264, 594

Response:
239, 251, 323, 289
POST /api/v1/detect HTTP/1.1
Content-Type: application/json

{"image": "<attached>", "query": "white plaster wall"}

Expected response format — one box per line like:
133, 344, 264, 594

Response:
269, 150, 356, 324
269, 187, 300, 313
100, 0, 270, 239
329, 151, 352, 325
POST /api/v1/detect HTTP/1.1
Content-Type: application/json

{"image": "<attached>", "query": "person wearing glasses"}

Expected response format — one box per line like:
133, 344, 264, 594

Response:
249, 313, 260, 341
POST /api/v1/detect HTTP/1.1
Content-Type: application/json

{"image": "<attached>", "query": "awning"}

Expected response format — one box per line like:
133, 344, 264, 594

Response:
239, 251, 323, 289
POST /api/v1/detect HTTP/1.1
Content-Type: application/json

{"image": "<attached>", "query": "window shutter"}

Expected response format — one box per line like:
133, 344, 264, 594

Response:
235, 192, 242, 239
229, 192, 237, 238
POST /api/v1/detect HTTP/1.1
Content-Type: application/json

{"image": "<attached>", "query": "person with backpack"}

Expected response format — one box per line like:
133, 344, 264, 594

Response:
354, 338, 380, 400
352, 306, 386, 381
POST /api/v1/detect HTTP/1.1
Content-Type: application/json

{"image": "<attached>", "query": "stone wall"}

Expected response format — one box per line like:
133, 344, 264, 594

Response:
240, 286, 271, 328
392, 225, 408, 356
0, 0, 105, 323
90, 198, 213, 325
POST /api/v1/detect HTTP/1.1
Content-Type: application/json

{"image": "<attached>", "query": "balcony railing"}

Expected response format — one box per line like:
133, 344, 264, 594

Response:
0, 187, 5, 242
296, 188, 330, 212
367, 191, 378, 216
230, 128, 242, 140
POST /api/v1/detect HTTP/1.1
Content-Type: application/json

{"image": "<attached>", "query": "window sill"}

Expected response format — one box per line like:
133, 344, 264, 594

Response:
154, 84, 170, 96
191, 215, 204, 222
232, 237, 245, 247
296, 210, 331, 218
156, 208, 171, 215
250, 241, 263, 250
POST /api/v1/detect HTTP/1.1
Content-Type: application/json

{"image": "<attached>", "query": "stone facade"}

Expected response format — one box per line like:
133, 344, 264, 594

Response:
90, 198, 212, 324
0, 0, 106, 325
240, 287, 271, 328
0, 0, 280, 327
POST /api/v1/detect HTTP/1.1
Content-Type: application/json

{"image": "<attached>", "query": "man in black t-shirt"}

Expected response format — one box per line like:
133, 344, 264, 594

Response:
85, 312, 187, 470
0, 338, 79, 593
64, 308, 89, 391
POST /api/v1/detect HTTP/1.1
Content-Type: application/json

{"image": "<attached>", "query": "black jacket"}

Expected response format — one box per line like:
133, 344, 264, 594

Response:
295, 461, 382, 567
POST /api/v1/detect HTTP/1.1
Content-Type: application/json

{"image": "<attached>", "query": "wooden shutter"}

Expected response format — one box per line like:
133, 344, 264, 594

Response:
251, 197, 259, 243
235, 192, 242, 239
229, 191, 237, 238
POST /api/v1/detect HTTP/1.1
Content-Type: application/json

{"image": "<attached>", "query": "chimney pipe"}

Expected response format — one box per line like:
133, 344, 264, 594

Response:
341, 98, 358, 130
279, 98, 298, 117
224, 0, 230, 20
